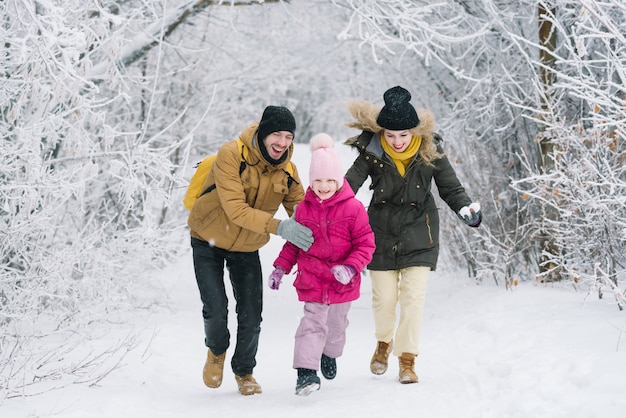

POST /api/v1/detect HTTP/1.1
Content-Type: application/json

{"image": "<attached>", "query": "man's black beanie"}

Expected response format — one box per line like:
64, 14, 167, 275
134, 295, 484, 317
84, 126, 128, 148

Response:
257, 106, 296, 141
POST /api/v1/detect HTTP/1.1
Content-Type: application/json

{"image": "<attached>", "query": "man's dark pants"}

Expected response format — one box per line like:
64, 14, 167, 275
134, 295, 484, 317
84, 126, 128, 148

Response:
191, 237, 263, 376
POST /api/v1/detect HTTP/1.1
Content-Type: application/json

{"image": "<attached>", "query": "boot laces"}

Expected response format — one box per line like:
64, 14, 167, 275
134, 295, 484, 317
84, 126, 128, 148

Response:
210, 353, 225, 365
376, 341, 389, 357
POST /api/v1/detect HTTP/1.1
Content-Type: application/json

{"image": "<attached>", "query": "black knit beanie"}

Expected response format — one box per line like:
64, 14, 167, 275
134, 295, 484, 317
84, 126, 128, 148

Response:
376, 86, 420, 130
257, 105, 296, 142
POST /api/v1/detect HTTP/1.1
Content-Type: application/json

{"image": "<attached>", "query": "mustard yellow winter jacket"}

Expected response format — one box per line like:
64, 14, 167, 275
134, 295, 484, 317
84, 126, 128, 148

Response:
187, 122, 305, 252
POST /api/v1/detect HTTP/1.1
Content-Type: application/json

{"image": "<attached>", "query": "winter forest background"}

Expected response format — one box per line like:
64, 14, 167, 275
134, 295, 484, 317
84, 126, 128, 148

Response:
1, 0, 625, 400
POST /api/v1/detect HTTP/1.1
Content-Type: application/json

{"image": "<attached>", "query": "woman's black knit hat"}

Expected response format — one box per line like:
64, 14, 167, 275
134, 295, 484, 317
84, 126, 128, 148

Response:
376, 86, 420, 130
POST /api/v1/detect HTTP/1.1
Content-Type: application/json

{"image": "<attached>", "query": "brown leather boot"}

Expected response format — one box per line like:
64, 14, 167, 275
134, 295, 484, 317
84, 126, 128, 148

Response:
370, 340, 393, 375
202, 349, 226, 388
235, 374, 262, 395
398, 352, 418, 384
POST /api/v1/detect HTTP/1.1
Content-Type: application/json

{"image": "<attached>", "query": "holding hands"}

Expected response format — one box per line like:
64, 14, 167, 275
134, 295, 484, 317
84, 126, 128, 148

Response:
458, 202, 482, 227
277, 205, 314, 251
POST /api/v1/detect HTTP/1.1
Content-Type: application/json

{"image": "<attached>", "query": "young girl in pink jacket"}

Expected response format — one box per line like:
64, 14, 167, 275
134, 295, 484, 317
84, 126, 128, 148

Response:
268, 133, 375, 396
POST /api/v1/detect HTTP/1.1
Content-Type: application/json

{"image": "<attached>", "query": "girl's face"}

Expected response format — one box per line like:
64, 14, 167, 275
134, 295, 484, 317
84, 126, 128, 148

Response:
311, 178, 339, 201
383, 129, 412, 152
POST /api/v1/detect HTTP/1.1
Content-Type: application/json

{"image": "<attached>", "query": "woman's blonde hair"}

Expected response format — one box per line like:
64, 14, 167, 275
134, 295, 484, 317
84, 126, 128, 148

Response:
346, 99, 443, 166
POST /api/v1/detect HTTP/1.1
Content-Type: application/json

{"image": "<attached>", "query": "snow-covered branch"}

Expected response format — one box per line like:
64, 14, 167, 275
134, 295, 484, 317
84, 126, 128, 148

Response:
336, 0, 626, 303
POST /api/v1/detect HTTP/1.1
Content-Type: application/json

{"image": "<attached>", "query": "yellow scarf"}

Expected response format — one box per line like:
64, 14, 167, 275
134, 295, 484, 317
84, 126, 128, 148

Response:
381, 135, 421, 177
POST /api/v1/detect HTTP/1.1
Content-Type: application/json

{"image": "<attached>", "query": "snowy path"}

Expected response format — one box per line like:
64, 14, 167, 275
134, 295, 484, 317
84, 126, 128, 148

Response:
5, 241, 626, 418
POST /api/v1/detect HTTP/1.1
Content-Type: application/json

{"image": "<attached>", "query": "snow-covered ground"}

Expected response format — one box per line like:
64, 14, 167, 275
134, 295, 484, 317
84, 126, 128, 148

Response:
5, 242, 626, 418
4, 142, 626, 417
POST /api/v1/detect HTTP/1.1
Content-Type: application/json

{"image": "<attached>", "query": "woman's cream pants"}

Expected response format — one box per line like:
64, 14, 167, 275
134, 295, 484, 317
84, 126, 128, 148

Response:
369, 266, 430, 356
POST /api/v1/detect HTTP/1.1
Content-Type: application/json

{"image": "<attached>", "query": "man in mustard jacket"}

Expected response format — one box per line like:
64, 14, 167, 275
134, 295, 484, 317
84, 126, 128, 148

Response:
188, 106, 313, 396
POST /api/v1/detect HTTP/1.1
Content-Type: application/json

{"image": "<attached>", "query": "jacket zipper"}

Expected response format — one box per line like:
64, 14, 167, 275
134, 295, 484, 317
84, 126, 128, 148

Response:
425, 212, 433, 244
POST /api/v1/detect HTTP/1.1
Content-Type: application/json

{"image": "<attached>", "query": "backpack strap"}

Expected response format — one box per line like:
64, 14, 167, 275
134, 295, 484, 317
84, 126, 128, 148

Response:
282, 164, 298, 188
200, 183, 216, 197
237, 139, 248, 175
202, 141, 296, 198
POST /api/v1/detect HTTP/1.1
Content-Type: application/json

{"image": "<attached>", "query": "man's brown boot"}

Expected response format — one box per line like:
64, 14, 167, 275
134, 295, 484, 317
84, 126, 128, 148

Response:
398, 352, 418, 384
235, 374, 262, 395
202, 349, 226, 388
370, 340, 392, 375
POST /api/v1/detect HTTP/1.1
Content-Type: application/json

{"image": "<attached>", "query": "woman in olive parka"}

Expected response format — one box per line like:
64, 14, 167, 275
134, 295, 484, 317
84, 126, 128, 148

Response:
344, 86, 482, 385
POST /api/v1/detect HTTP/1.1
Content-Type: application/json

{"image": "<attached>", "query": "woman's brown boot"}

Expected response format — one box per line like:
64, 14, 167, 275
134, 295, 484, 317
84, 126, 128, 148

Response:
370, 340, 392, 375
398, 352, 418, 384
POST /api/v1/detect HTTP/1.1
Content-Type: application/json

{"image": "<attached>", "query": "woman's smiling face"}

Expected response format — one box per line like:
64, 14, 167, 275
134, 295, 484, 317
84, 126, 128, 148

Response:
382, 129, 412, 152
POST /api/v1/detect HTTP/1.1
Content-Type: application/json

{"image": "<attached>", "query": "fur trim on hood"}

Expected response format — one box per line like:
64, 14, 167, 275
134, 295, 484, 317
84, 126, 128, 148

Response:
344, 99, 443, 166
345, 99, 437, 143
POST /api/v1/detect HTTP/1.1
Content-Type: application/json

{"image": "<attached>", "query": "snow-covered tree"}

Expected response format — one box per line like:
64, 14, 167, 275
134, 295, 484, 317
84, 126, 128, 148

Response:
0, 0, 207, 397
0, 0, 391, 398
4, 0, 624, 400
511, 2, 626, 306
335, 0, 626, 307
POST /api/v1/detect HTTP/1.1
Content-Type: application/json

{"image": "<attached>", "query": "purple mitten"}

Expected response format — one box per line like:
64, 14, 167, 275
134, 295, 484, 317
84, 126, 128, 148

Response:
268, 267, 285, 290
331, 265, 357, 285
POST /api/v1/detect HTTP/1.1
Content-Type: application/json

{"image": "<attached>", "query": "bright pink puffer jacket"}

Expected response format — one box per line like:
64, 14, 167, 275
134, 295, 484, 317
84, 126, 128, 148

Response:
273, 179, 375, 304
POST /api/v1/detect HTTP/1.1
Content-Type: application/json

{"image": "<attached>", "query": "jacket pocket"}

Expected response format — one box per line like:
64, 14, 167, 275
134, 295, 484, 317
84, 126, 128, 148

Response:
396, 208, 439, 254
293, 270, 316, 290
331, 276, 360, 294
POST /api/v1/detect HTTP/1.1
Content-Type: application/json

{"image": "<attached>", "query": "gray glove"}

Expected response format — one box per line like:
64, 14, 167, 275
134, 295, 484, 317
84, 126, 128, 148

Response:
277, 206, 314, 251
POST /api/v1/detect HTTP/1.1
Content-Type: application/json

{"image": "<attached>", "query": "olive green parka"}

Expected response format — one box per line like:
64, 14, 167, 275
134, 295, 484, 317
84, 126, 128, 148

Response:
344, 100, 473, 271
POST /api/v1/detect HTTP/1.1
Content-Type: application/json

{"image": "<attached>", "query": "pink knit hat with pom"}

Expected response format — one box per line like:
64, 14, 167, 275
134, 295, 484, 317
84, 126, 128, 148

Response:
309, 133, 344, 187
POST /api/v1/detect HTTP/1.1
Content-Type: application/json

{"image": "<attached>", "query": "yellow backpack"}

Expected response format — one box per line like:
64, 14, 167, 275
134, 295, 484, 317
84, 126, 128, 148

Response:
183, 139, 296, 211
